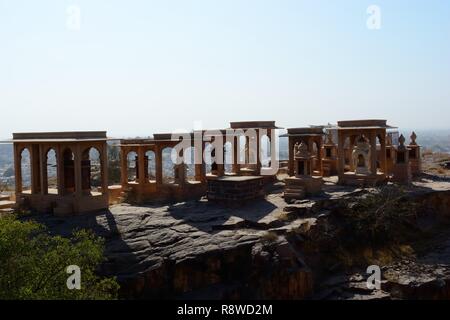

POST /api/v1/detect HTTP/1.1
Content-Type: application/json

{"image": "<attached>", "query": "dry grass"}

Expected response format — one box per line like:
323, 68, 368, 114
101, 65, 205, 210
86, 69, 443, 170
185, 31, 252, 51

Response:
261, 231, 279, 243
274, 211, 290, 222
422, 148, 434, 157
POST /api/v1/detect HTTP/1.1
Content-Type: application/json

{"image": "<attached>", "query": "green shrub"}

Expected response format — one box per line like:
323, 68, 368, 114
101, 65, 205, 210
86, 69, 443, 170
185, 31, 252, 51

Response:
0, 215, 119, 300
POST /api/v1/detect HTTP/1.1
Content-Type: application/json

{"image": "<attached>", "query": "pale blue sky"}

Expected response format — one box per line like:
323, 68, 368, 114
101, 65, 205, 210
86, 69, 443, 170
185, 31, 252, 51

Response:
1, 0, 449, 139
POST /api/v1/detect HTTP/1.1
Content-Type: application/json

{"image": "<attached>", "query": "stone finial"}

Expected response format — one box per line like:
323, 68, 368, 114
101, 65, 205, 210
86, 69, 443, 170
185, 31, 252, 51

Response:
326, 130, 334, 144
410, 132, 417, 145
399, 134, 406, 146
386, 134, 392, 146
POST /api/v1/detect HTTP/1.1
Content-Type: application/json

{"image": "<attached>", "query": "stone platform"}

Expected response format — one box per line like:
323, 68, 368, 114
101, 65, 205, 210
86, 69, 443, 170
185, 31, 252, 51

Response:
206, 175, 264, 203
284, 176, 323, 202
338, 172, 387, 187
17, 191, 108, 216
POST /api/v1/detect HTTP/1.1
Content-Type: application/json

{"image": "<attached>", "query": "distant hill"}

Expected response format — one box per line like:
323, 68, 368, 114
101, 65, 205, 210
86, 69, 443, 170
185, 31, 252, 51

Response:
0, 144, 13, 164
0, 144, 14, 187
402, 130, 450, 153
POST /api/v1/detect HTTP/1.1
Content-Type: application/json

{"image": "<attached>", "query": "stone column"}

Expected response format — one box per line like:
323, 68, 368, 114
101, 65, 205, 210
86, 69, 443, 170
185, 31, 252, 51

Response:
370, 131, 378, 175
201, 141, 207, 182
256, 130, 261, 174
379, 132, 387, 175
288, 137, 294, 177
74, 145, 83, 197
101, 143, 109, 195
318, 141, 323, 175
337, 132, 346, 178
134, 154, 140, 183
177, 148, 187, 184
120, 146, 128, 187
232, 135, 240, 174
30, 144, 41, 195
137, 146, 146, 186
270, 130, 277, 173
194, 163, 203, 181
56, 145, 64, 195
155, 144, 163, 185
245, 136, 250, 165
29, 145, 35, 194
349, 135, 356, 172
39, 144, 47, 195
194, 144, 204, 182
217, 144, 225, 177
14, 144, 22, 195
307, 138, 314, 174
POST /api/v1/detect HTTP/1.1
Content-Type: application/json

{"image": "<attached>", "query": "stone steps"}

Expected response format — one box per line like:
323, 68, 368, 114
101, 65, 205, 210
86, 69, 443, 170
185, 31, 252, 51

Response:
284, 186, 306, 201
284, 192, 306, 199
0, 208, 14, 215
0, 194, 11, 201
285, 185, 305, 190
284, 177, 307, 200
0, 200, 15, 210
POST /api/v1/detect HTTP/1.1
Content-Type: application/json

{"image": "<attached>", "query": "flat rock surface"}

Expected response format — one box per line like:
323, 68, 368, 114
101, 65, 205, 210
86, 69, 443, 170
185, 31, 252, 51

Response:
30, 183, 364, 280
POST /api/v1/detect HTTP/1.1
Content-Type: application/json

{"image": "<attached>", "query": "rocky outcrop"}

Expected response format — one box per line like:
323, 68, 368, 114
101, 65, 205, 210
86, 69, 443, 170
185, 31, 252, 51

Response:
382, 261, 450, 299
32, 195, 315, 300
314, 273, 391, 300
116, 238, 312, 300
27, 176, 450, 300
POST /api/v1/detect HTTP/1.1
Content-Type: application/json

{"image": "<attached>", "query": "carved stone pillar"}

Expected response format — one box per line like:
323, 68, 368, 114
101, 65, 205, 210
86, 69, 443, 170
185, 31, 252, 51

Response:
39, 144, 47, 195
232, 136, 240, 174
137, 146, 146, 186
370, 131, 378, 175
256, 131, 261, 174
14, 144, 22, 195
30, 144, 41, 195
74, 145, 83, 197
245, 136, 250, 165
349, 135, 356, 172
380, 133, 387, 175
120, 146, 128, 187
101, 143, 109, 195
155, 145, 163, 185
337, 133, 346, 178
288, 137, 295, 177
56, 146, 64, 195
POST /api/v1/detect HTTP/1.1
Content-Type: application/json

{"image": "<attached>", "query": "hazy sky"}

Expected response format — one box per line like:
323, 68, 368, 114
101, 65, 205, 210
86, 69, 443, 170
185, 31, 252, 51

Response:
1, 0, 449, 139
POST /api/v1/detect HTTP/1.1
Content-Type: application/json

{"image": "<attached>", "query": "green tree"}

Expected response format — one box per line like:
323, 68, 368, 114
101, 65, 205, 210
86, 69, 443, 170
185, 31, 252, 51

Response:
0, 215, 119, 300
